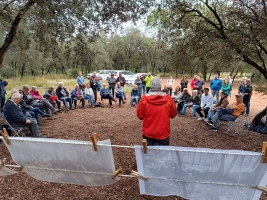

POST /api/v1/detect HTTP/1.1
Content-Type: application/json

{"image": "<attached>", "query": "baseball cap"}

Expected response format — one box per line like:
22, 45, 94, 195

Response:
235, 94, 243, 98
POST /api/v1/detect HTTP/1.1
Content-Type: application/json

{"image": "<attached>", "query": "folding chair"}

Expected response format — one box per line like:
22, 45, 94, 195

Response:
220, 111, 244, 135
1, 113, 26, 137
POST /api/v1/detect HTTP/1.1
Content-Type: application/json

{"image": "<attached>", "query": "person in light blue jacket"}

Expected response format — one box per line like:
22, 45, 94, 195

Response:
76, 71, 85, 89
210, 74, 222, 101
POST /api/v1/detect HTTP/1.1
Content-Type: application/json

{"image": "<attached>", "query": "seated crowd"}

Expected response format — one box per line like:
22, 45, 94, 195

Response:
2, 72, 250, 138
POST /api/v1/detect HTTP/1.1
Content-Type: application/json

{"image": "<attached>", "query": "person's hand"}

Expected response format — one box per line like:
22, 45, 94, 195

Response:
26, 119, 31, 124
201, 107, 204, 111
5, 79, 8, 82
26, 112, 29, 114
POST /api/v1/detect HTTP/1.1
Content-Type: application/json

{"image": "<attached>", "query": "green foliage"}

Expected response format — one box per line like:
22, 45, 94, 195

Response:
68, 69, 79, 79
0, 65, 16, 79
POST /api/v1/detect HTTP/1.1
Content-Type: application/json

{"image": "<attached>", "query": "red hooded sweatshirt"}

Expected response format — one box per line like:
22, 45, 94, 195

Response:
136, 93, 177, 140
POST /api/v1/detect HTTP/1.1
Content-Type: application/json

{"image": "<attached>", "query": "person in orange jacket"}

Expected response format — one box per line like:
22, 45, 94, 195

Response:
136, 77, 177, 146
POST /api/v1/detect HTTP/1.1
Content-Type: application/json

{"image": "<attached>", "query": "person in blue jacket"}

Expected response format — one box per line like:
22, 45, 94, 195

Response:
0, 78, 8, 112
100, 83, 117, 108
210, 74, 222, 101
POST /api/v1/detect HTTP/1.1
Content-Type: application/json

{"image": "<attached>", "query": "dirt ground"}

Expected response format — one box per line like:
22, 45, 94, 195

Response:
0, 78, 267, 200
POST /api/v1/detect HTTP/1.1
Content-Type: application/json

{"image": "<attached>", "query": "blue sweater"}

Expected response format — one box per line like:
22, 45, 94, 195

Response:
77, 76, 85, 86
210, 78, 222, 91
3, 100, 26, 125
100, 88, 111, 96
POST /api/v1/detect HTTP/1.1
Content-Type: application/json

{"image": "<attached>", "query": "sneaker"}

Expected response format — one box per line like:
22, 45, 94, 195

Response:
178, 113, 185, 116
123, 101, 126, 104
204, 118, 209, 122
192, 115, 196, 119
208, 127, 217, 132
43, 113, 51, 117
205, 120, 213, 126
37, 122, 42, 125
198, 117, 205, 121
110, 105, 113, 108
70, 107, 74, 110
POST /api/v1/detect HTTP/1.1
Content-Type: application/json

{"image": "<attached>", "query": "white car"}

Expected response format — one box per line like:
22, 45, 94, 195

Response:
86, 70, 112, 79
98, 71, 112, 81
125, 73, 143, 86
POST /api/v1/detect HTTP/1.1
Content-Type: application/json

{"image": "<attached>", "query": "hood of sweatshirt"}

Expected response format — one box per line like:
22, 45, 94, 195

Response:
144, 92, 169, 105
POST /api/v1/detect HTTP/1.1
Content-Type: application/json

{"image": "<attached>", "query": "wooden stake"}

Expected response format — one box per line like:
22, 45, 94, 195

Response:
131, 170, 148, 182
93, 133, 97, 141
255, 186, 267, 192
91, 136, 97, 151
0, 129, 10, 145
112, 167, 122, 179
0, 158, 7, 170
142, 139, 147, 154
262, 142, 267, 163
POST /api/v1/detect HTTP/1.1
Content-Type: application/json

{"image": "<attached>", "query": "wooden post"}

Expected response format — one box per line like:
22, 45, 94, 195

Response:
91, 136, 97, 151
262, 142, 267, 163
142, 139, 147, 154
0, 128, 10, 145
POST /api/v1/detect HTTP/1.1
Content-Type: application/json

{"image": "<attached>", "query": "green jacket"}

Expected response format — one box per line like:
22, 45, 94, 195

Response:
145, 76, 154, 87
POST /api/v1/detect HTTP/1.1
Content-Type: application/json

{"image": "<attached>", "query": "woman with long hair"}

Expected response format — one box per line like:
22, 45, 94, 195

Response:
221, 78, 231, 96
180, 75, 188, 91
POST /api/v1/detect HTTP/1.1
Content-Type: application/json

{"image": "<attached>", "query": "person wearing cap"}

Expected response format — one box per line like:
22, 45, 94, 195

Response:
108, 73, 116, 97
206, 94, 245, 131
241, 79, 253, 116
137, 77, 177, 146
100, 83, 117, 108
3, 92, 43, 137
144, 72, 154, 94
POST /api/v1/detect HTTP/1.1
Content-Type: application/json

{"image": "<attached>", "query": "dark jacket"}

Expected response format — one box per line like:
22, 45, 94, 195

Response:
0, 79, 8, 97
19, 99, 33, 110
90, 79, 98, 90
19, 90, 33, 105
134, 79, 142, 87
140, 75, 146, 84
189, 95, 200, 105
108, 78, 117, 88
132, 88, 139, 96
56, 87, 70, 99
179, 93, 191, 103
3, 99, 26, 125
117, 77, 126, 87
180, 80, 188, 91
241, 84, 253, 100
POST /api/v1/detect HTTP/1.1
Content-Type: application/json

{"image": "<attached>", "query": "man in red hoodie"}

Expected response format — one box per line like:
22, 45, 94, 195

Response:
137, 77, 177, 146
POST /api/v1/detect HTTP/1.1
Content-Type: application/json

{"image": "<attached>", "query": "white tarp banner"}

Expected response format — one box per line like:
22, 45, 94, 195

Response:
2, 137, 118, 186
135, 145, 267, 200
0, 160, 17, 177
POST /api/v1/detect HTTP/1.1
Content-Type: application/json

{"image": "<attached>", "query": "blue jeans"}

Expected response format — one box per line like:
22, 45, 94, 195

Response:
211, 109, 236, 129
116, 93, 124, 105
84, 95, 94, 106
28, 107, 46, 122
143, 135, 169, 146
181, 104, 188, 114
211, 90, 220, 101
130, 96, 139, 106
59, 97, 72, 108
141, 84, 146, 95
243, 97, 251, 114
192, 105, 200, 116
196, 106, 210, 118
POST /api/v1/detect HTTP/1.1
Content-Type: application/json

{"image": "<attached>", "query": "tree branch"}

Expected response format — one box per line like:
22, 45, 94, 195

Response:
0, 0, 15, 13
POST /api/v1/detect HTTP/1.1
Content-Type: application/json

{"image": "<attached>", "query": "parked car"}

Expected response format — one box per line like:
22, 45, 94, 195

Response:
86, 70, 113, 79
98, 70, 113, 80
111, 70, 134, 80
125, 73, 144, 86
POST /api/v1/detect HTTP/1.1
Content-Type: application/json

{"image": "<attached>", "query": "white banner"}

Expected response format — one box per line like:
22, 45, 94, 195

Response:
2, 137, 118, 186
135, 145, 267, 200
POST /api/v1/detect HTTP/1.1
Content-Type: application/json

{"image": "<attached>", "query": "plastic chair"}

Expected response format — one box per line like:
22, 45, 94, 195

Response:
1, 113, 26, 137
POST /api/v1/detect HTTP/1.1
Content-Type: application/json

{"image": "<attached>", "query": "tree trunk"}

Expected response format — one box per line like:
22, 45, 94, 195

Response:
41, 67, 44, 75
46, 69, 50, 74
175, 67, 178, 78
20, 63, 25, 78
203, 65, 207, 81
208, 72, 212, 81
232, 69, 239, 83
229, 67, 235, 77
0, 0, 36, 67
250, 73, 256, 82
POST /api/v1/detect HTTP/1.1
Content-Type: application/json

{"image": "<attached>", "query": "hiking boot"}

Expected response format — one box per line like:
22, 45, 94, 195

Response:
178, 113, 185, 117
